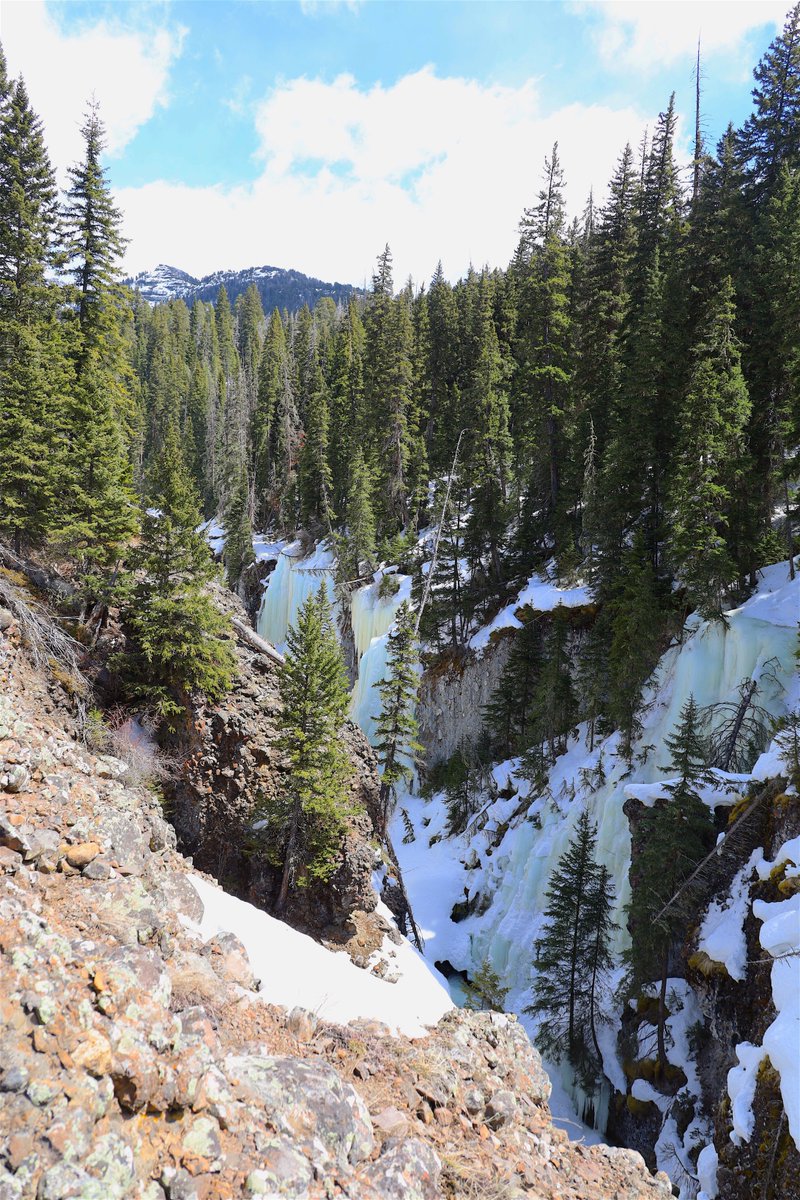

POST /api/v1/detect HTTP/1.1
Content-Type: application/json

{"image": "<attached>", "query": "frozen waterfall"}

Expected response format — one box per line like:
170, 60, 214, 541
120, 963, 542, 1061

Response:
256, 541, 337, 655
392, 559, 799, 1143
256, 542, 412, 746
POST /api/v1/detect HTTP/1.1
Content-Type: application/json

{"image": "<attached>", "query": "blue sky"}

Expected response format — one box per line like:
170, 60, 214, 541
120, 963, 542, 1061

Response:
0, 1, 789, 285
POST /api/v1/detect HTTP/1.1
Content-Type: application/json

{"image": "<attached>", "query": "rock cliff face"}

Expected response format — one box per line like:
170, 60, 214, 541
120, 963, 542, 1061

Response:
0, 591, 673, 1200
417, 639, 511, 769
691, 787, 800, 1200
161, 584, 381, 942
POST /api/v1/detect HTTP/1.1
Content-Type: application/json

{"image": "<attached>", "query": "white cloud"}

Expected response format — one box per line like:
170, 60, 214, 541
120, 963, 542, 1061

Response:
578, 0, 785, 71
0, 0, 185, 171
117, 68, 654, 288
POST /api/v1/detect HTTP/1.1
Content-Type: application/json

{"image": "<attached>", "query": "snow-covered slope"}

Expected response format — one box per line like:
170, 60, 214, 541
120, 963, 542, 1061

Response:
187, 874, 453, 1037
393, 558, 799, 1181
125, 261, 360, 313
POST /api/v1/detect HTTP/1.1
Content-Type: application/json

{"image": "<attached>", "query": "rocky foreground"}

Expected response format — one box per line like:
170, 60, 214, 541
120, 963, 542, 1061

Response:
0, 614, 672, 1200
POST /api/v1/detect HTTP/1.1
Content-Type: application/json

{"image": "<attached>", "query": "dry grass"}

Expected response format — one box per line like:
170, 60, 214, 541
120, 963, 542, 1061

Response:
440, 1152, 520, 1200
0, 572, 88, 699
84, 705, 179, 788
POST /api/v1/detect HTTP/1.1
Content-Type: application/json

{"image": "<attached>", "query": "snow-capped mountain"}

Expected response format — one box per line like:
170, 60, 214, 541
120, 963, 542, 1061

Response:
124, 262, 361, 313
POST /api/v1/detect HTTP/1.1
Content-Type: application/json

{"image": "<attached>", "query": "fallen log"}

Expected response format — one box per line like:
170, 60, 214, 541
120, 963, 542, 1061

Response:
231, 617, 285, 666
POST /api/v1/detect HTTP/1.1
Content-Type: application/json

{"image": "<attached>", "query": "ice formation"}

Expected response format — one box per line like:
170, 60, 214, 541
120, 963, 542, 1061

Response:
256, 545, 412, 746
349, 572, 412, 743
394, 559, 798, 1168
256, 541, 337, 655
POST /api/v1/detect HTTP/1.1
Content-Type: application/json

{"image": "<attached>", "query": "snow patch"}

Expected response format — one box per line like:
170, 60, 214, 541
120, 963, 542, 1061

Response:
753, 892, 800, 1148
186, 874, 453, 1037
697, 850, 762, 981
696, 1141, 718, 1200
469, 572, 591, 651
727, 1042, 765, 1145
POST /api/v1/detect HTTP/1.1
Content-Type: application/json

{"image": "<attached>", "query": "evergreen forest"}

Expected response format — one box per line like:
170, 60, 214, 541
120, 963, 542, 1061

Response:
1, 9, 799, 767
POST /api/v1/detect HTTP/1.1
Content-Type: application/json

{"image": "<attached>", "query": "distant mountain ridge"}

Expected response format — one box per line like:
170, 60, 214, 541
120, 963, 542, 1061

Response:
125, 262, 362, 313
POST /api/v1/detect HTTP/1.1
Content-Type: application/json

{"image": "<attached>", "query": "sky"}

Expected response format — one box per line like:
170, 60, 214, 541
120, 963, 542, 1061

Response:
0, 0, 789, 288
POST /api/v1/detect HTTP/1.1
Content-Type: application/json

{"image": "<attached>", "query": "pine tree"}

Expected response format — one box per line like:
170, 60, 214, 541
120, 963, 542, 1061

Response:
0, 74, 68, 552
626, 696, 714, 1068
526, 811, 615, 1085
374, 601, 422, 836
119, 421, 236, 724
223, 461, 255, 589
260, 586, 353, 913
667, 277, 751, 616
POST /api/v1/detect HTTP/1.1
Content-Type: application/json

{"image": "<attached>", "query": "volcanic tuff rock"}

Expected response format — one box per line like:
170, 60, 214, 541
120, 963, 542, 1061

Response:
0, 588, 675, 1200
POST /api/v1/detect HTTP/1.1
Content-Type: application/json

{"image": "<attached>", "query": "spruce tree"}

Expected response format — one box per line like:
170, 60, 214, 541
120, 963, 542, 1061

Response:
465, 273, 512, 604
298, 346, 334, 529
253, 308, 291, 527
529, 608, 577, 762
328, 297, 365, 514
595, 255, 666, 591
339, 447, 376, 582
119, 421, 236, 724
526, 811, 615, 1085
737, 4, 800, 195
483, 617, 544, 757
667, 277, 751, 616
425, 261, 461, 473
374, 601, 422, 836
223, 462, 255, 589
606, 534, 666, 756
414, 472, 472, 650
625, 696, 714, 1068
261, 586, 353, 913
56, 101, 138, 603
513, 144, 574, 564
363, 246, 415, 535
0, 74, 67, 552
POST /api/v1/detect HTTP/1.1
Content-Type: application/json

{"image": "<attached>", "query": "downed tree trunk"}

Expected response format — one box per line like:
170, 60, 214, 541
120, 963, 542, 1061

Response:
230, 617, 285, 666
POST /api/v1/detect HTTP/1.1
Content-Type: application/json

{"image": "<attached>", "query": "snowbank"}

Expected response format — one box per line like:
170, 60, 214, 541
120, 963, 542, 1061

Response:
186, 874, 453, 1038
624, 769, 751, 813
469, 572, 591, 651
